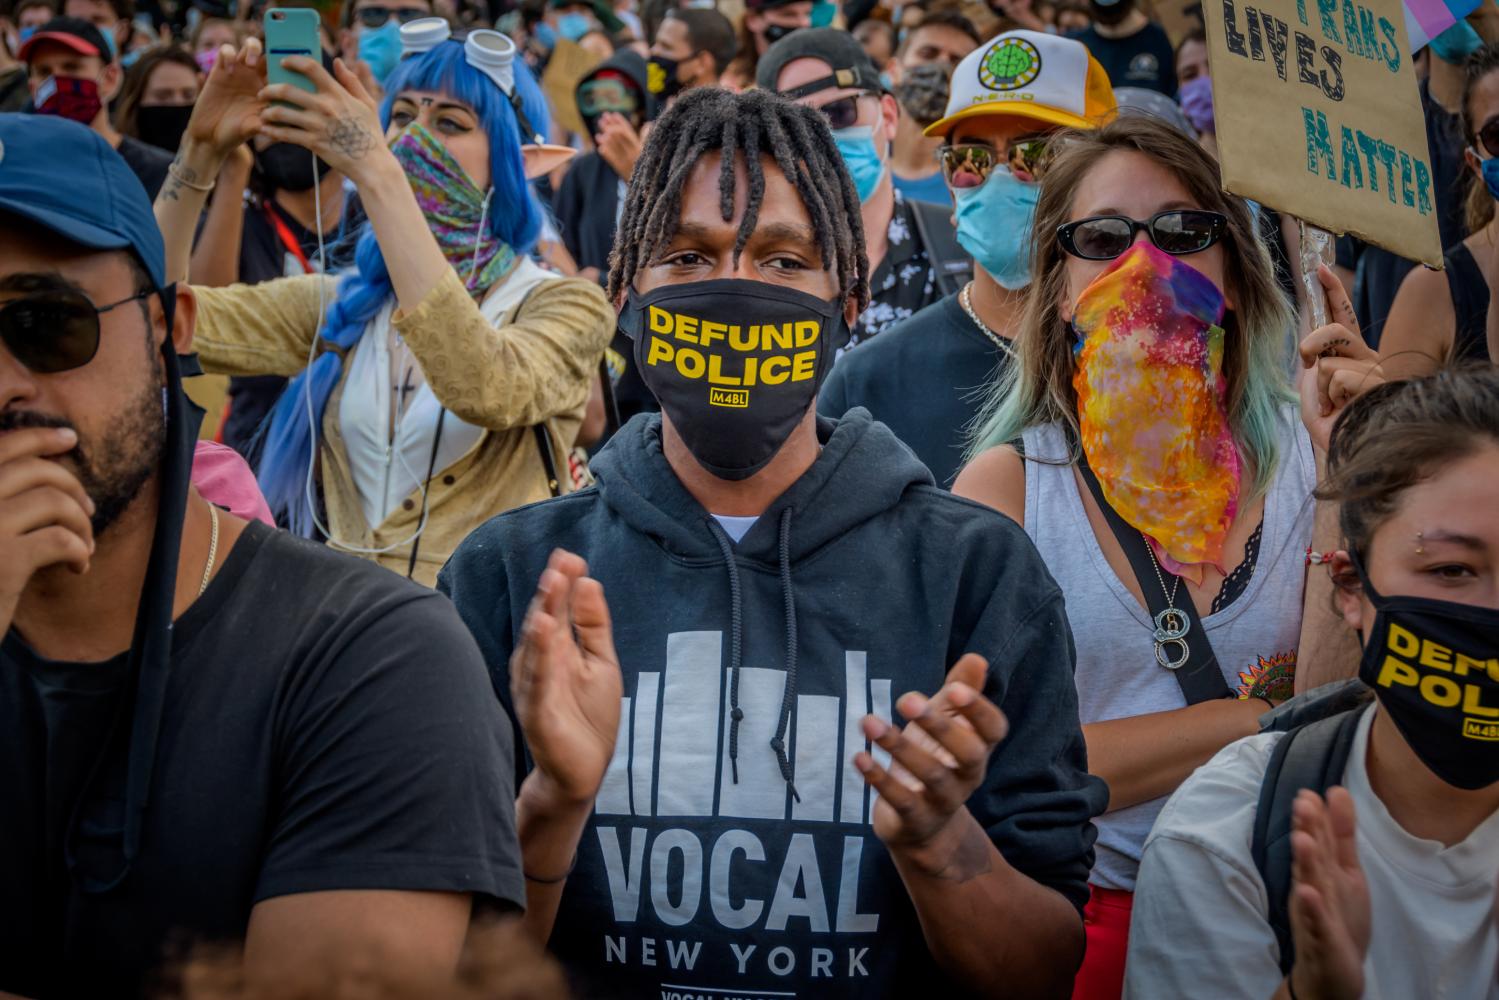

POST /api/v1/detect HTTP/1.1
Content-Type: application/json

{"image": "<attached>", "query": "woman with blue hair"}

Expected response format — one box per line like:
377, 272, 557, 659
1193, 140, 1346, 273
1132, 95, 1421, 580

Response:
155, 24, 613, 585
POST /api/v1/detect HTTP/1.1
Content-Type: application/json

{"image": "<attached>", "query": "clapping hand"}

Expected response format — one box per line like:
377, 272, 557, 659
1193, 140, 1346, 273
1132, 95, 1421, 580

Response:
855, 654, 1009, 860
1288, 787, 1370, 1000
1299, 264, 1384, 452
510, 550, 623, 808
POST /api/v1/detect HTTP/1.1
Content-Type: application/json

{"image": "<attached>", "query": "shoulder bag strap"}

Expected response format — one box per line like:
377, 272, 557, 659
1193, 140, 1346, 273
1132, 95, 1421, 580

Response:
1074, 448, 1232, 705
909, 198, 972, 298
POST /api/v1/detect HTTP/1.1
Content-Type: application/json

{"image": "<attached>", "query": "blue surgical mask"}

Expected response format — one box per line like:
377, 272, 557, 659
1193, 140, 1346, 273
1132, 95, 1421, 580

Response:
831, 125, 886, 203
18, 25, 36, 44
1429, 19, 1483, 64
101, 24, 119, 58
1479, 153, 1499, 201
533, 20, 558, 49
811, 0, 836, 26
358, 18, 403, 85
121, 46, 143, 67
954, 168, 1040, 290
557, 11, 593, 41
878, 70, 893, 91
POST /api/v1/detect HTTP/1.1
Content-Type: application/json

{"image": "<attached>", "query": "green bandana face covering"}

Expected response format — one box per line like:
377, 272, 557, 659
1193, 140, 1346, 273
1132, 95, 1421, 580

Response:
390, 122, 517, 290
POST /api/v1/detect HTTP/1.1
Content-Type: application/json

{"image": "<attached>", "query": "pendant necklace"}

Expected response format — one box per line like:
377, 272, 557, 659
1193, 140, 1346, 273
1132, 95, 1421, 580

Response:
1143, 534, 1192, 670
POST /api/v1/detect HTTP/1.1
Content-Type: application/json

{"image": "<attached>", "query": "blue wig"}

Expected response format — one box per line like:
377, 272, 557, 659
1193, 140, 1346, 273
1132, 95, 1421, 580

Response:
257, 39, 550, 537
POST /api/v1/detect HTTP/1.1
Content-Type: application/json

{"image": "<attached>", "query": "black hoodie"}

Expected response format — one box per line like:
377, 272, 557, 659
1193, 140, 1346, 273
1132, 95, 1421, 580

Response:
441, 408, 1105, 998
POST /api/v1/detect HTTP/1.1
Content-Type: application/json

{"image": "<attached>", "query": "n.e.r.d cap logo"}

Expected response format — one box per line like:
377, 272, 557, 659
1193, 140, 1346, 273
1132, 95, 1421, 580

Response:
978, 37, 1042, 92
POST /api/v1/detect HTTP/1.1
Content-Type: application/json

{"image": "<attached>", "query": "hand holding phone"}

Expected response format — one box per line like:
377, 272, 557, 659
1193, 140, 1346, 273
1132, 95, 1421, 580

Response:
264, 7, 321, 97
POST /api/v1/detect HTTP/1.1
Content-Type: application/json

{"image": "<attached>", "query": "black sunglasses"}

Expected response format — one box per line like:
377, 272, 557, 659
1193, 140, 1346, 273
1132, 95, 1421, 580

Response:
813, 92, 878, 131
1057, 210, 1229, 261
1476, 119, 1499, 159
0, 287, 153, 374
357, 5, 428, 28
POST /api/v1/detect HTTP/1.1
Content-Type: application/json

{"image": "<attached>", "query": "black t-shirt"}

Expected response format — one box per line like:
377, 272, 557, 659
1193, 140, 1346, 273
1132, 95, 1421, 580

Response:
222, 197, 332, 464
819, 292, 1011, 488
0, 521, 523, 997
115, 134, 174, 200
1070, 22, 1178, 96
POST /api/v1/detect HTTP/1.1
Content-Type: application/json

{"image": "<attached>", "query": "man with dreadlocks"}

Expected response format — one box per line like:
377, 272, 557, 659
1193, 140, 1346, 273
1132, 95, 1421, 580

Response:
441, 85, 1104, 999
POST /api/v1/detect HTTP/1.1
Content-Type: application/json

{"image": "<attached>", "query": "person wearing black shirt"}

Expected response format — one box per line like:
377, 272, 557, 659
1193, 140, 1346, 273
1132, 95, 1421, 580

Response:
19, 17, 173, 197
1068, 0, 1176, 96
0, 114, 532, 996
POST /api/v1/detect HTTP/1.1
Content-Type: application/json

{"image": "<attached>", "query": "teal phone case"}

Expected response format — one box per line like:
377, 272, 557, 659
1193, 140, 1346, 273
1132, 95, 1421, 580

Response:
263, 8, 320, 94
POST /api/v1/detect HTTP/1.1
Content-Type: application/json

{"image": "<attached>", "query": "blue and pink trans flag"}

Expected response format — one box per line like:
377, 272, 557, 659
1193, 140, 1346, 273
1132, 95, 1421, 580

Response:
1405, 0, 1484, 51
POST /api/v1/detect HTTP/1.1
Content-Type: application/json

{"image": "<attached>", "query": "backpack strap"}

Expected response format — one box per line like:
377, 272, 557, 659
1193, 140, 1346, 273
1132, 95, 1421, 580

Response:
1250, 708, 1365, 975
908, 197, 973, 298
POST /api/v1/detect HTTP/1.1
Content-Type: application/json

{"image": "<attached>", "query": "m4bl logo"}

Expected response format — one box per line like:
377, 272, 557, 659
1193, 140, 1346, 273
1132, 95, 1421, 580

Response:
709, 388, 749, 408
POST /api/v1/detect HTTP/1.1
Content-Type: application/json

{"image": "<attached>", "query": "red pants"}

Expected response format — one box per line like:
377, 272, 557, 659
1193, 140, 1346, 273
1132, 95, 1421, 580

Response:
1072, 886, 1133, 1000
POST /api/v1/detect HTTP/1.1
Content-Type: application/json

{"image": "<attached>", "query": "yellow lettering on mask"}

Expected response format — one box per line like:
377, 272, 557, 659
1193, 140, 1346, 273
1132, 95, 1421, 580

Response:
743, 356, 759, 386
761, 356, 791, 385
649, 306, 673, 334
1454, 653, 1485, 678
700, 320, 727, 348
1463, 718, 1499, 740
675, 347, 706, 379
794, 320, 820, 347
1419, 639, 1454, 672
1420, 674, 1462, 708
762, 322, 793, 351
706, 353, 742, 386
645, 336, 674, 368
728, 324, 757, 352
1463, 684, 1499, 718
1375, 654, 1420, 690
1388, 623, 1420, 658
790, 350, 816, 382
675, 314, 700, 344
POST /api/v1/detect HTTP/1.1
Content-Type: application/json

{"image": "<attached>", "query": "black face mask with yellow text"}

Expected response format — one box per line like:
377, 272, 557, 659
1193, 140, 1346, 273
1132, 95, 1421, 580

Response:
618, 278, 846, 481
1354, 552, 1499, 790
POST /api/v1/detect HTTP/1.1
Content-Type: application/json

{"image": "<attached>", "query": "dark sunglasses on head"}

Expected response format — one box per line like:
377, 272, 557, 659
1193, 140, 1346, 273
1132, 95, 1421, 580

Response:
357, 5, 429, 28
1057, 209, 1229, 261
938, 136, 1051, 187
1475, 119, 1499, 159
0, 287, 153, 375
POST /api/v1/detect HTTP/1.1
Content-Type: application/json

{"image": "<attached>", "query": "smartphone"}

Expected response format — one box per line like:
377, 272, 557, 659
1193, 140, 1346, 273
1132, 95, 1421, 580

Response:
263, 7, 321, 96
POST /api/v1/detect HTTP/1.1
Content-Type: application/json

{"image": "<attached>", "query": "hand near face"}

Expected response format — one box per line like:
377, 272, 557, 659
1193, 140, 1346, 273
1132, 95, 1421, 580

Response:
510, 549, 624, 808
594, 112, 644, 182
1299, 264, 1383, 452
855, 654, 1009, 852
0, 427, 94, 634
185, 39, 268, 160
259, 56, 388, 184
1288, 787, 1370, 1000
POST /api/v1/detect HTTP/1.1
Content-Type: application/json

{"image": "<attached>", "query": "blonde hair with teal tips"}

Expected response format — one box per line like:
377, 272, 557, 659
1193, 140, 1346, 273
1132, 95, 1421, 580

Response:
967, 115, 1297, 498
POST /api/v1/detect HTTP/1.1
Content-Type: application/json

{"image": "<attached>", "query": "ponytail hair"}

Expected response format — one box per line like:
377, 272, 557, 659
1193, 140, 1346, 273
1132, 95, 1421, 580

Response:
256, 37, 549, 535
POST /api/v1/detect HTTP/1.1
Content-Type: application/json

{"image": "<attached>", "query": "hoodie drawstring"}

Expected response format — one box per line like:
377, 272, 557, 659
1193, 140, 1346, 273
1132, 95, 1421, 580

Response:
707, 519, 746, 784
704, 509, 800, 804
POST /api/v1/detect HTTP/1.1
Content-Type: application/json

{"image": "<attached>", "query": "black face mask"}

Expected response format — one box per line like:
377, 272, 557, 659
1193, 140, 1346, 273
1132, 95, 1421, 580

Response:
646, 54, 683, 101
255, 141, 330, 193
1353, 552, 1499, 790
618, 278, 847, 480
1089, 0, 1134, 25
134, 104, 194, 152
761, 21, 800, 46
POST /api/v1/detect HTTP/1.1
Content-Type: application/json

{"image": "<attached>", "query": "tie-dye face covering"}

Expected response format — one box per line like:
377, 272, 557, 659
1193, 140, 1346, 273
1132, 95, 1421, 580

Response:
390, 122, 517, 291
1070, 241, 1241, 585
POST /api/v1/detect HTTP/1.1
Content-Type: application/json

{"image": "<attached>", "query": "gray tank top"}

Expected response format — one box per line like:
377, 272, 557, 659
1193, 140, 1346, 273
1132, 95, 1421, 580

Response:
1021, 408, 1316, 891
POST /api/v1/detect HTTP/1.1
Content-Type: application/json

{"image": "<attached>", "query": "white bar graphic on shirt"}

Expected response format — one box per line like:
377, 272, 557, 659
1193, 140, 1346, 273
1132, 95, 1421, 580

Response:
718, 666, 792, 820
596, 695, 632, 815
866, 678, 892, 825
840, 652, 869, 825
791, 694, 839, 822
631, 671, 660, 816
656, 631, 724, 817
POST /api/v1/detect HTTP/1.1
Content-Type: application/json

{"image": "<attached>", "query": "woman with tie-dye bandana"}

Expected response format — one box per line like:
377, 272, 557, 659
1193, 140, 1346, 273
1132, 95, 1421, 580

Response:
954, 114, 1325, 1000
154, 22, 613, 585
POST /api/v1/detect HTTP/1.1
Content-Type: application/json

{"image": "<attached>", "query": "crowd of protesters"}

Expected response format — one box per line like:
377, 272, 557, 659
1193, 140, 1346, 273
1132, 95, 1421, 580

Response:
0, 0, 1496, 996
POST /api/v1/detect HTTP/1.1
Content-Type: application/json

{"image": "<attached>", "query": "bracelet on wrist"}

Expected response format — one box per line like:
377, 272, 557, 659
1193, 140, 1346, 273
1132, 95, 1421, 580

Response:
167, 161, 216, 193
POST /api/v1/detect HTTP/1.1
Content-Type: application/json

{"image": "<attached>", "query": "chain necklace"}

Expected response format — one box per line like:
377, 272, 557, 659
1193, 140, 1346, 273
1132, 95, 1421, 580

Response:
1143, 534, 1192, 670
198, 503, 220, 598
959, 281, 1014, 355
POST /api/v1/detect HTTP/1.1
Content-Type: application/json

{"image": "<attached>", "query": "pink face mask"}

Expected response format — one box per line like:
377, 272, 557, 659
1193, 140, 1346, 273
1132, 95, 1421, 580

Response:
1070, 241, 1241, 584
195, 47, 218, 74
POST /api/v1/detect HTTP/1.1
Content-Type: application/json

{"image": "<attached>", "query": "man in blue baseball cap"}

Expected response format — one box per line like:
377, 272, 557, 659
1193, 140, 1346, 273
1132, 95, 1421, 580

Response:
0, 114, 527, 995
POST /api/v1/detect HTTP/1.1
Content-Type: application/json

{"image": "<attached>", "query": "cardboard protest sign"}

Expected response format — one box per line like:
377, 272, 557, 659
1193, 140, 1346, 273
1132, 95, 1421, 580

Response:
1148, 0, 1207, 44
541, 38, 602, 140
1202, 0, 1442, 266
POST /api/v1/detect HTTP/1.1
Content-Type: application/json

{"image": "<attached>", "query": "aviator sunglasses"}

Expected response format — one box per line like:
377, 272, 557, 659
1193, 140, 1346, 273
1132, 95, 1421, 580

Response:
0, 287, 153, 374
938, 136, 1052, 186
1056, 209, 1229, 261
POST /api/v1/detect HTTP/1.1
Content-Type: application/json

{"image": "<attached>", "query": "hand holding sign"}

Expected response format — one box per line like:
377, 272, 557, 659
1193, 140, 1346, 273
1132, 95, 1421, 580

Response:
1287, 787, 1370, 1000
1299, 265, 1385, 451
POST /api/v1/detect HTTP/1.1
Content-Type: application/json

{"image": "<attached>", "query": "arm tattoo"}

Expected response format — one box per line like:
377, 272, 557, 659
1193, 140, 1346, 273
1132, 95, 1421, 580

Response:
329, 115, 375, 159
925, 823, 996, 885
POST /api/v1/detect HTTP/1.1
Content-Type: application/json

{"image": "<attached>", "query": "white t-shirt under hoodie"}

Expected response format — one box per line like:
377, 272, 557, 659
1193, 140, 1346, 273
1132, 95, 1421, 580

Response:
1125, 704, 1499, 1000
